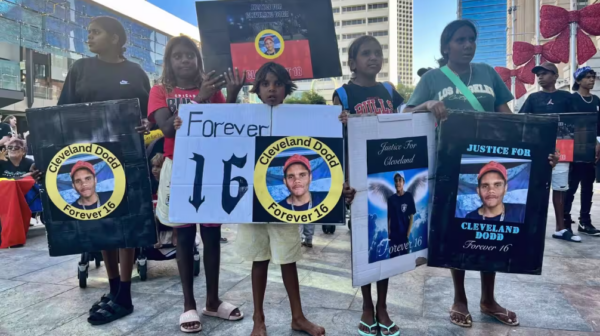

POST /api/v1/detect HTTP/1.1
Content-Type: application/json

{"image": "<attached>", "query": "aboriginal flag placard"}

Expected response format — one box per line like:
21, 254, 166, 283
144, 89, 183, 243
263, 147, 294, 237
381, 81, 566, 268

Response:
428, 111, 558, 275
550, 113, 597, 163
196, 0, 341, 82
26, 99, 155, 256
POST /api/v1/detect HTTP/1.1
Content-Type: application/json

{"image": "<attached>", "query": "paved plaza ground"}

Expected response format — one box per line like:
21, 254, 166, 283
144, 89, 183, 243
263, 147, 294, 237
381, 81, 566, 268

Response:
2, 190, 600, 336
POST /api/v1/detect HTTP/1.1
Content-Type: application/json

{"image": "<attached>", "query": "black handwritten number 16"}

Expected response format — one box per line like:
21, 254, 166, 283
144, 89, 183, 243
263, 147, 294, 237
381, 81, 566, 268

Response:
189, 153, 249, 214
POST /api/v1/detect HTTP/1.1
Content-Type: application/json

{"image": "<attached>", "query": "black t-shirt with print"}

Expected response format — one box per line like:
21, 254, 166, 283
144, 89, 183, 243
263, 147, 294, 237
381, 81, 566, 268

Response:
333, 82, 404, 114
518, 90, 575, 114
571, 93, 600, 135
0, 157, 34, 179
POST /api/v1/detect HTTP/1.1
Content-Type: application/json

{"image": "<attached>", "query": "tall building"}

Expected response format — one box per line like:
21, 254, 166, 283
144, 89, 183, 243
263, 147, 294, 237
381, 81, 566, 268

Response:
293, 0, 413, 102
457, 0, 507, 67
0, 0, 198, 130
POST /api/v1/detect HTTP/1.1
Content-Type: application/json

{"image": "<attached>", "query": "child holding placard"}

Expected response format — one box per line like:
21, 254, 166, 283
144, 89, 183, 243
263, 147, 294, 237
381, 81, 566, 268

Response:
334, 35, 404, 336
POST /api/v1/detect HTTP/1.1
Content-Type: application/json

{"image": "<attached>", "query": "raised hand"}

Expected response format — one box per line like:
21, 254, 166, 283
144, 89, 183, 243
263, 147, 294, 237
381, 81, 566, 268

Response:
195, 70, 226, 103
224, 67, 247, 103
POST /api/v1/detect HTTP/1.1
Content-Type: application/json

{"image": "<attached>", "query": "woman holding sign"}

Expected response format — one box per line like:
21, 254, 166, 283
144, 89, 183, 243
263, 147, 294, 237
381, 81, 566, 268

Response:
57, 16, 151, 325
148, 35, 246, 333
404, 20, 558, 328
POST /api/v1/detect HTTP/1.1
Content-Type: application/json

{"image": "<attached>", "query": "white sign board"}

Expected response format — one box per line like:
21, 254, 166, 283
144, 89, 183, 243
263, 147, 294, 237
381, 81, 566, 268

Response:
169, 104, 346, 225
348, 112, 436, 287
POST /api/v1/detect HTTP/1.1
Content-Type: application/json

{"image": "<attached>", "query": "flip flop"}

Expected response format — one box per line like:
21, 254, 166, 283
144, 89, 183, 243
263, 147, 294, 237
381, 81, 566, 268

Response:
357, 318, 377, 336
202, 302, 244, 321
180, 309, 202, 333
552, 229, 582, 243
378, 321, 400, 336
449, 309, 472, 327
480, 308, 519, 326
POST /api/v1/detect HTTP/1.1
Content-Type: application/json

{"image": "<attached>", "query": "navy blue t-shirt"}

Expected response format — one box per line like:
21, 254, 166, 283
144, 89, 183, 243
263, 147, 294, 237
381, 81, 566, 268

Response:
465, 203, 526, 223
278, 191, 327, 211
71, 191, 112, 210
387, 192, 416, 248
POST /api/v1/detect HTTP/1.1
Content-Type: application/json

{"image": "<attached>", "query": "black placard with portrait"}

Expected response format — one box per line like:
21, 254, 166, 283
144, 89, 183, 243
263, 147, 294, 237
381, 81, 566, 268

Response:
26, 99, 155, 257
428, 111, 558, 274
553, 112, 597, 162
252, 136, 345, 224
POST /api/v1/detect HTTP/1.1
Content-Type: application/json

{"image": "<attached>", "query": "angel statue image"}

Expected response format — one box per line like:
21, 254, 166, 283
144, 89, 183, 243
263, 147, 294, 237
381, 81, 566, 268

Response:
367, 170, 428, 260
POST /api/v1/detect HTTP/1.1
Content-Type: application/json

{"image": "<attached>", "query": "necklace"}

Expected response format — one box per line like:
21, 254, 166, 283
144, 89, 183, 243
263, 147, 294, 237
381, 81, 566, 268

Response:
82, 199, 100, 210
450, 63, 472, 86
577, 92, 593, 104
176, 86, 198, 90
291, 194, 312, 211
481, 204, 505, 222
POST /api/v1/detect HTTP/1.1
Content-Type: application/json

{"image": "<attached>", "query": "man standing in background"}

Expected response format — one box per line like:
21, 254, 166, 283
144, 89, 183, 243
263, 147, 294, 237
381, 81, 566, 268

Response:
565, 66, 600, 236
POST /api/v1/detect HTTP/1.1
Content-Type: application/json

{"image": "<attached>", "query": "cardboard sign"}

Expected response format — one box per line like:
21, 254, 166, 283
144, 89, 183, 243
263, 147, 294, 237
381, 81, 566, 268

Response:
348, 112, 436, 287
429, 111, 558, 275
552, 113, 597, 163
169, 104, 345, 224
196, 0, 341, 82
26, 99, 156, 257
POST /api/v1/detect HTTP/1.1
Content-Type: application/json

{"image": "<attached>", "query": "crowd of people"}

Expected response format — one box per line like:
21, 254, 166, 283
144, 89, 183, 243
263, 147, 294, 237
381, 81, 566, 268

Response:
0, 13, 599, 336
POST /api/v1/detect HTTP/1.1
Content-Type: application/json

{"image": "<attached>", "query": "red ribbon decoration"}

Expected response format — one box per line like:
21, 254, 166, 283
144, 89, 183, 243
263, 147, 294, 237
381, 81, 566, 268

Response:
540, 3, 600, 65
512, 41, 559, 84
495, 66, 528, 100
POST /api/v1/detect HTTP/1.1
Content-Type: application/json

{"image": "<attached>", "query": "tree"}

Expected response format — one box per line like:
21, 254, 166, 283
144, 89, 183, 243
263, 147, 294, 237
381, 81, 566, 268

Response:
284, 90, 327, 104
396, 83, 415, 101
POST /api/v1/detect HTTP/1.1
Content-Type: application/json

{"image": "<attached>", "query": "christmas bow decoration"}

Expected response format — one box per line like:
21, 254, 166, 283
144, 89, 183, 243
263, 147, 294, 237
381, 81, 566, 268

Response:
512, 41, 559, 84
495, 66, 528, 100
540, 3, 600, 64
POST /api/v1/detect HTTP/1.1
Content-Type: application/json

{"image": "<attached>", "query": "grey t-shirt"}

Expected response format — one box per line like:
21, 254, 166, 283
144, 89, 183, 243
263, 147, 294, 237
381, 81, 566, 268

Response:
406, 63, 514, 113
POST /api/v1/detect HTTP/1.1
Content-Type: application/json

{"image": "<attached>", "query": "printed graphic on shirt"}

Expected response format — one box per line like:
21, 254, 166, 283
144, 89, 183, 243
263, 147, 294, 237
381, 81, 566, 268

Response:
437, 84, 496, 103
354, 97, 395, 114
44, 143, 127, 221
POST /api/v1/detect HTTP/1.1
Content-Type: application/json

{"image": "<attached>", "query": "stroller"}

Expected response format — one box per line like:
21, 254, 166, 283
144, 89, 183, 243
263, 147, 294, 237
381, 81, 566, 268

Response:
77, 225, 201, 288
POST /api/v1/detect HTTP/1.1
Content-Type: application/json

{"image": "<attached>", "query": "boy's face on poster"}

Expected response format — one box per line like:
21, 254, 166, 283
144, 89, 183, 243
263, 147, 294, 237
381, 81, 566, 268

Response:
259, 72, 286, 106
284, 163, 311, 198
265, 38, 275, 52
536, 70, 557, 88
394, 177, 404, 194
477, 171, 507, 209
171, 43, 199, 80
72, 169, 97, 198
352, 40, 383, 76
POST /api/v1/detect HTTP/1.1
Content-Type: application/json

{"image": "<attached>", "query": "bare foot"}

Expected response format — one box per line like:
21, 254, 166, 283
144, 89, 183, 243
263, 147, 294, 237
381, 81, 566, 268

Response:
358, 309, 377, 335
251, 315, 267, 336
450, 301, 472, 327
480, 300, 518, 325
291, 316, 325, 336
376, 307, 399, 335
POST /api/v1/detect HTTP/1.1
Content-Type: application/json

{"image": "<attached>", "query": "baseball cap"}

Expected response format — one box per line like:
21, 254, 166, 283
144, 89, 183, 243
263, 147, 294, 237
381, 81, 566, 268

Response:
283, 154, 311, 173
70, 161, 96, 178
532, 62, 559, 75
478, 161, 507, 182
263, 35, 274, 43
572, 66, 597, 91
393, 171, 405, 181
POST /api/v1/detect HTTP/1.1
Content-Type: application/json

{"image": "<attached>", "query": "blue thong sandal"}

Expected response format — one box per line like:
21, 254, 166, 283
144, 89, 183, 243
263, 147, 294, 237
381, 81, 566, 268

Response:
378, 321, 400, 336
358, 318, 377, 336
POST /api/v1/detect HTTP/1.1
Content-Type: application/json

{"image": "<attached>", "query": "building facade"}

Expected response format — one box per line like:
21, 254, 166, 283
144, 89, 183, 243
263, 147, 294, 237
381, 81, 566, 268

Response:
457, 0, 507, 68
0, 0, 198, 127
293, 0, 413, 102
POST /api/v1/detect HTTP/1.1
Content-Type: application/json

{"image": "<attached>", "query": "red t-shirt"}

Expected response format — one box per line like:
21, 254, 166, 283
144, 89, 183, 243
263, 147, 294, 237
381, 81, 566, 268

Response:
147, 86, 226, 159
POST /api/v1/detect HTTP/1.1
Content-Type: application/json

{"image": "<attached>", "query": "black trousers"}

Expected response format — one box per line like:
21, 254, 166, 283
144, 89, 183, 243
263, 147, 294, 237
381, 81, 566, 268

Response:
564, 162, 595, 223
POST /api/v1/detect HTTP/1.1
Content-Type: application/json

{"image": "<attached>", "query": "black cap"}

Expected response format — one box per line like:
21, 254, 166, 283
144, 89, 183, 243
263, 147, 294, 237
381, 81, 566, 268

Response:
532, 62, 559, 75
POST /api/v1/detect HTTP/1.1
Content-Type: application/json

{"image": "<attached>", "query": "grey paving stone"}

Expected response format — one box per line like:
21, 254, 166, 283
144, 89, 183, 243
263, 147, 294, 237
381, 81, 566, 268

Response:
0, 279, 25, 293
423, 276, 593, 332
0, 282, 73, 318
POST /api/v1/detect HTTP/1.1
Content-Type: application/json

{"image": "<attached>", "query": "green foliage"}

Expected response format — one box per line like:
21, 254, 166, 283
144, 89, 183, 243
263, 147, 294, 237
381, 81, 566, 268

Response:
396, 83, 415, 101
284, 90, 327, 105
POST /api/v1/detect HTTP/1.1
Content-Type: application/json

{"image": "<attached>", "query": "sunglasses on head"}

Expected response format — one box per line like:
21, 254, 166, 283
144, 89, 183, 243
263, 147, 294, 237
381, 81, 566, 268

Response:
7, 146, 22, 151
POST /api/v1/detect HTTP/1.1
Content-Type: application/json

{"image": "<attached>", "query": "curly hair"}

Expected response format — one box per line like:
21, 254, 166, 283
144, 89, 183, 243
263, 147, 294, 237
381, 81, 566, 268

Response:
249, 62, 297, 97
160, 35, 204, 93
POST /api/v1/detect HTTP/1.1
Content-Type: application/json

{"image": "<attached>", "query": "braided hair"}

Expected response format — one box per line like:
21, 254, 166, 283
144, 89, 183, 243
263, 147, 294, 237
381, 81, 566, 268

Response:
160, 36, 204, 93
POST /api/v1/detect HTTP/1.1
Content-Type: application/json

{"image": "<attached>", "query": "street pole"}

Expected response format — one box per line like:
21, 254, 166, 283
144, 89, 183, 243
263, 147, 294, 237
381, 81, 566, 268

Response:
570, 0, 577, 89
511, 0, 516, 112
535, 0, 540, 91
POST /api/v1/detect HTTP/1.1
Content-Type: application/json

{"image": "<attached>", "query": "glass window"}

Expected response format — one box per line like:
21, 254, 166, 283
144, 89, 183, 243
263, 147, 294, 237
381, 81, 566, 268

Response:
342, 19, 365, 26
368, 30, 388, 37
368, 17, 388, 24
342, 5, 366, 13
368, 3, 388, 10
333, 7, 340, 13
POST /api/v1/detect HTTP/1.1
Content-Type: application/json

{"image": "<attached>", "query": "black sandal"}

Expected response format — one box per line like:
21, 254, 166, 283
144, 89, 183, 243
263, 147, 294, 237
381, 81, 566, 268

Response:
552, 229, 581, 243
87, 300, 134, 325
89, 293, 113, 314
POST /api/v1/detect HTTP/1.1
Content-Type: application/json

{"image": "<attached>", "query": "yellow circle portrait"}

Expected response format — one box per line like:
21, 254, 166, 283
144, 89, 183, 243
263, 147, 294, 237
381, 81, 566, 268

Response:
255, 29, 285, 60
254, 136, 344, 224
45, 143, 126, 221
